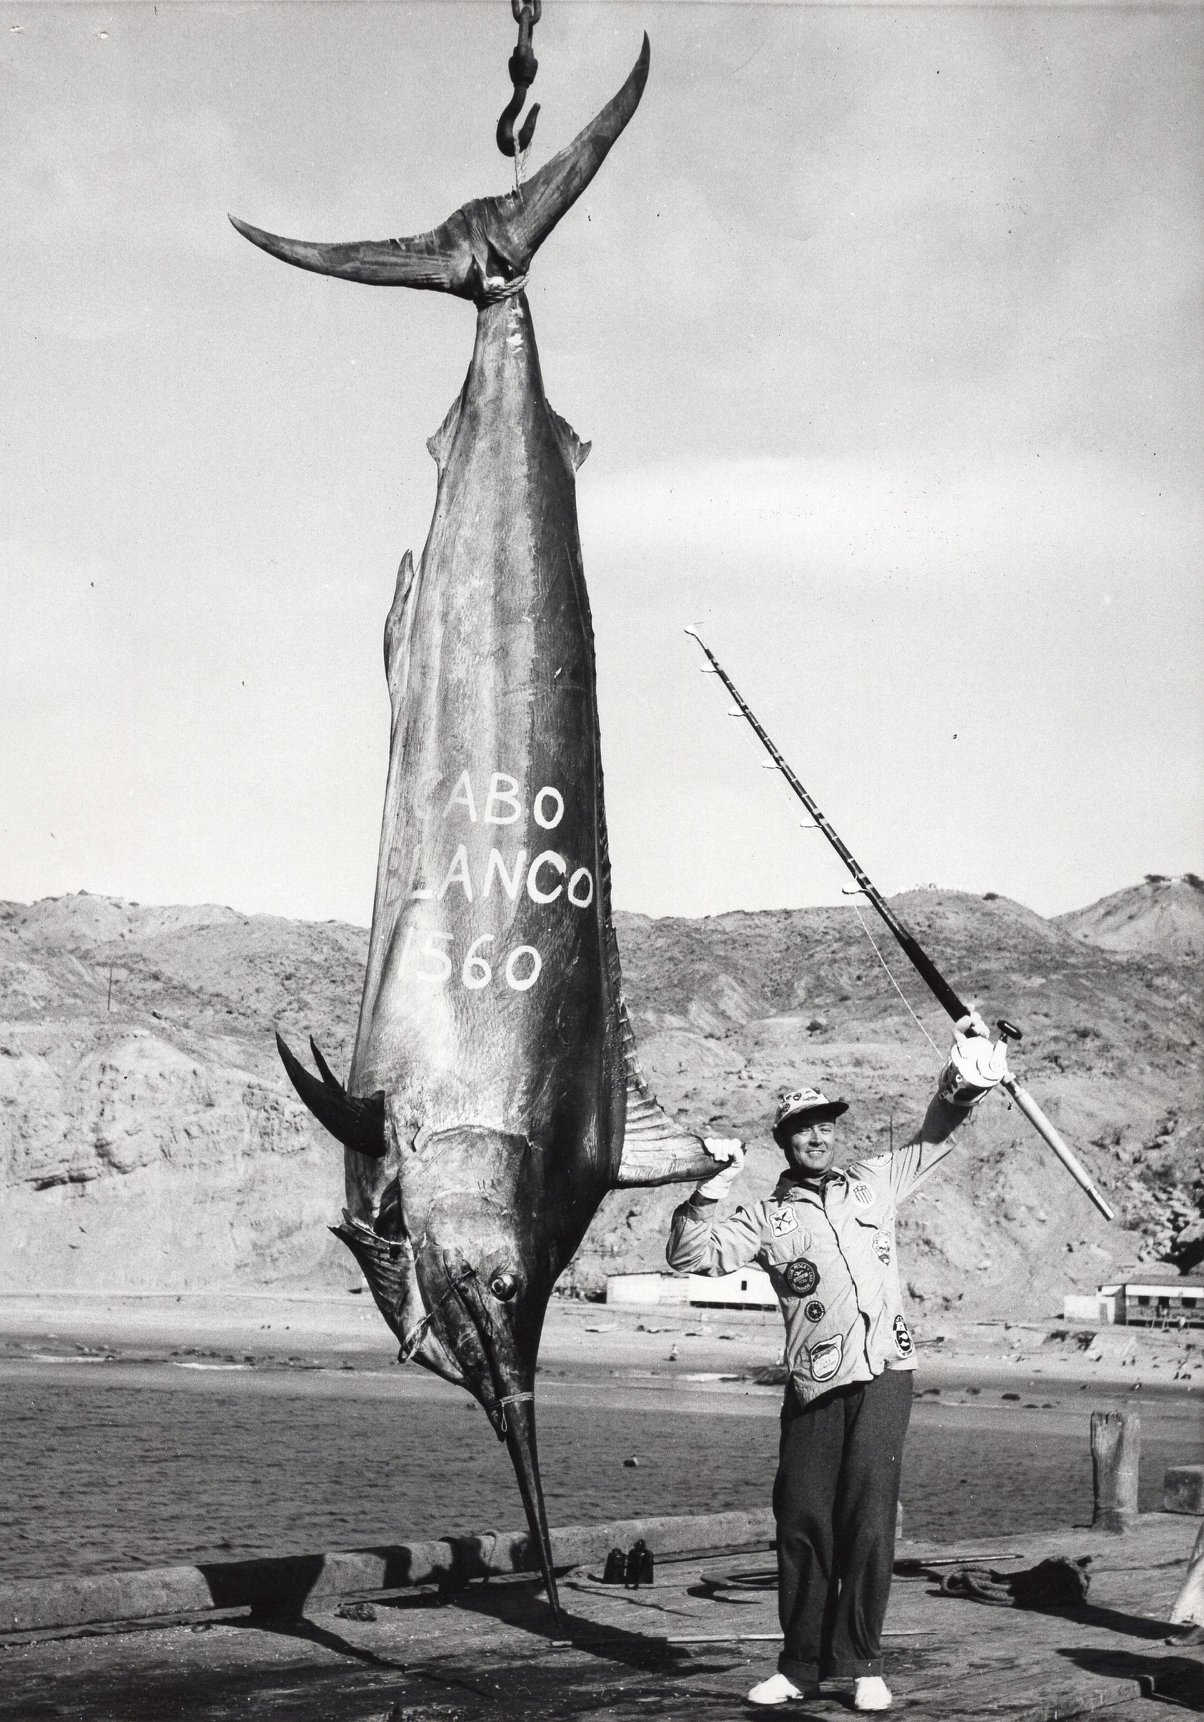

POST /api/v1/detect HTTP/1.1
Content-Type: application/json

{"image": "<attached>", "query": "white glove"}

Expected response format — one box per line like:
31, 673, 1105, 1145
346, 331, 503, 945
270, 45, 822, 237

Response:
695, 1137, 745, 1200
938, 1015, 1009, 1108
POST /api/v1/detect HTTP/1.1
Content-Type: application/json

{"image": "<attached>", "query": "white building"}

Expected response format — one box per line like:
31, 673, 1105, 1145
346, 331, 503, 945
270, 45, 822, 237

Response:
605, 1272, 689, 1308
1063, 1279, 1204, 1328
606, 1268, 779, 1311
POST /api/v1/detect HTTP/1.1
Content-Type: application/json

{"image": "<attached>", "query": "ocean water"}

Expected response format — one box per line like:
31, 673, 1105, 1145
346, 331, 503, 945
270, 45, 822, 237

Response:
1, 1360, 1199, 1583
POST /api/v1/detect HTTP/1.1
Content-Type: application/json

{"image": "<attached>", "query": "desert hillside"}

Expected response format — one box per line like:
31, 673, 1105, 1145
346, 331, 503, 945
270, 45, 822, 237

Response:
1, 886, 1200, 1320
1055, 873, 1204, 963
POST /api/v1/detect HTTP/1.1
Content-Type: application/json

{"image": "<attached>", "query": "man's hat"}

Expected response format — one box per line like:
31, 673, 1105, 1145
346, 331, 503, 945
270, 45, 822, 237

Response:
773, 1087, 849, 1131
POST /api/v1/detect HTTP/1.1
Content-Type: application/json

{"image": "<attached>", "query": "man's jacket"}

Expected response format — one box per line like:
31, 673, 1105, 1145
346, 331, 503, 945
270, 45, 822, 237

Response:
666, 1105, 966, 1404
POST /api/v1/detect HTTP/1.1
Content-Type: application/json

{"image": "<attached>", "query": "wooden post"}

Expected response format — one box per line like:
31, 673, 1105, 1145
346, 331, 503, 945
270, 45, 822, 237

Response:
1091, 1410, 1140, 1532
1169, 1517, 1204, 1627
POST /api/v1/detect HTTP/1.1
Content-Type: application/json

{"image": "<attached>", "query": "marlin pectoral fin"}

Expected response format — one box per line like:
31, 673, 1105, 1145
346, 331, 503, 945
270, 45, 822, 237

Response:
274, 1030, 387, 1160
615, 1082, 719, 1186
613, 1002, 721, 1186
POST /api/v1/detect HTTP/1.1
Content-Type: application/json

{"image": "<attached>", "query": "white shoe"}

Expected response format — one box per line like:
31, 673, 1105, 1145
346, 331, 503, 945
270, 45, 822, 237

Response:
854, 1675, 892, 1711
747, 1672, 804, 1706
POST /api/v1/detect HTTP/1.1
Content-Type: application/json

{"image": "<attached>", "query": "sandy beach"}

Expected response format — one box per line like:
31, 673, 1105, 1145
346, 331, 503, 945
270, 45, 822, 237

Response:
1, 1288, 1199, 1394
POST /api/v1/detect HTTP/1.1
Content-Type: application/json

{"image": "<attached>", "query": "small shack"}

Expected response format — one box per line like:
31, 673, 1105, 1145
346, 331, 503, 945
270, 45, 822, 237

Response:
1065, 1279, 1204, 1328
1115, 1278, 1204, 1328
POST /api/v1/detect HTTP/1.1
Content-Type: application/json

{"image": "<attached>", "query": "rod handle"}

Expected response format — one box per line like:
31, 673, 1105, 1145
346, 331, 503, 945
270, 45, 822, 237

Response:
1001, 1075, 1114, 1221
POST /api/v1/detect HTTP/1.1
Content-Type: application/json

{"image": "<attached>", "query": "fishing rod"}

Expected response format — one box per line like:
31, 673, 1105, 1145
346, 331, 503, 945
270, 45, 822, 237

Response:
684, 626, 1114, 1222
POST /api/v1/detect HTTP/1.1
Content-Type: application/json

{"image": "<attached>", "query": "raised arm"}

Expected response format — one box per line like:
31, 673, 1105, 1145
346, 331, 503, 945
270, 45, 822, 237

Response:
884, 1013, 1010, 1201
665, 1138, 764, 1275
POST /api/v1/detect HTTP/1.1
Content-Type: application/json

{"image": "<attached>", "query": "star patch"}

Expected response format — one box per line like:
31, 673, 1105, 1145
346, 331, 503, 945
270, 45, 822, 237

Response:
804, 1299, 825, 1323
784, 1257, 819, 1297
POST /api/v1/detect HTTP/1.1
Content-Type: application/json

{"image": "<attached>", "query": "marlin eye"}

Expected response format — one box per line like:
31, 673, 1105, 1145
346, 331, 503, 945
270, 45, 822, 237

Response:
489, 1271, 518, 1301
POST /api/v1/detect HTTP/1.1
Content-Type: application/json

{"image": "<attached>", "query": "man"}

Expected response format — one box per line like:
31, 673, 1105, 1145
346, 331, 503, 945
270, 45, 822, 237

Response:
667, 1015, 1009, 1712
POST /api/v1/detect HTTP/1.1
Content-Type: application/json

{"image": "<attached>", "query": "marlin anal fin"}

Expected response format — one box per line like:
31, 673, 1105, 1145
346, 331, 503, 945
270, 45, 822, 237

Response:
275, 1030, 387, 1161
547, 405, 591, 473
613, 1001, 722, 1187
229, 37, 650, 305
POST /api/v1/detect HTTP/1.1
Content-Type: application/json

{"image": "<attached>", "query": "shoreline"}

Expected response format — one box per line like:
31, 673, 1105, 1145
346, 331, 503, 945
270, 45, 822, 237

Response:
2, 1290, 1199, 1592
0, 1288, 1198, 1401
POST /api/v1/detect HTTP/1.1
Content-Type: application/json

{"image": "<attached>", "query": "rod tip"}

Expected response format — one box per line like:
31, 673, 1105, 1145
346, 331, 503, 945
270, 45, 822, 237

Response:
683, 625, 700, 638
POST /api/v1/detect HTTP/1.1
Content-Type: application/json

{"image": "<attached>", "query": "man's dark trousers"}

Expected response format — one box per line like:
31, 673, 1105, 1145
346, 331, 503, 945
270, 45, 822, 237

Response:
775, 1369, 912, 1684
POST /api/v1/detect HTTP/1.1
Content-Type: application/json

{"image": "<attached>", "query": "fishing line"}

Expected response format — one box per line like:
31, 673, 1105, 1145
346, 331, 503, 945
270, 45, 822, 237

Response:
726, 660, 943, 1060
850, 903, 943, 1059
698, 624, 942, 1059
684, 626, 1117, 1221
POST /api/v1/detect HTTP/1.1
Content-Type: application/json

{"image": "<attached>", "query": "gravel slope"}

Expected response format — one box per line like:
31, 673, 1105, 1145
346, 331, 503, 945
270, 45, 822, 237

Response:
1, 885, 1199, 1317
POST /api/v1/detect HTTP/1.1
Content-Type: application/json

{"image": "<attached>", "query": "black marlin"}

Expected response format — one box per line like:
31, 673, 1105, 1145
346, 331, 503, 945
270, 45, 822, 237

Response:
232, 37, 717, 1616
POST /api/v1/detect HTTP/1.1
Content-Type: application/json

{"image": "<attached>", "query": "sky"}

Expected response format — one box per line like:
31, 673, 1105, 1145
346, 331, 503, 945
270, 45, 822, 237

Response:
2, 0, 1201, 925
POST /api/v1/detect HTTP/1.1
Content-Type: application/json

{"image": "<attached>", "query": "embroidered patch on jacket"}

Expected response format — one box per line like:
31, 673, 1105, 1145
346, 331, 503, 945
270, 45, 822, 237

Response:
804, 1299, 825, 1323
769, 1207, 798, 1238
872, 1229, 891, 1265
851, 1182, 873, 1206
783, 1257, 819, 1297
809, 1335, 843, 1382
893, 1314, 914, 1358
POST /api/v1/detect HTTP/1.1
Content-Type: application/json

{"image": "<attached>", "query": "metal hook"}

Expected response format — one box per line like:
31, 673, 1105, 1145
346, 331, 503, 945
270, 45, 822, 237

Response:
497, 0, 541, 158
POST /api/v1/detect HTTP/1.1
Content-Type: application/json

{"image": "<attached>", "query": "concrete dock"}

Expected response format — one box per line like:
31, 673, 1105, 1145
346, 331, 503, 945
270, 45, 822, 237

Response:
2, 1513, 1201, 1721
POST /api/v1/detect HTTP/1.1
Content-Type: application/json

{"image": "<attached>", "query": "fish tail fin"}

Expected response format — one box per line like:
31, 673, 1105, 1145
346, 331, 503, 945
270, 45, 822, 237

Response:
230, 37, 649, 303
274, 1030, 388, 1160
495, 34, 649, 277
